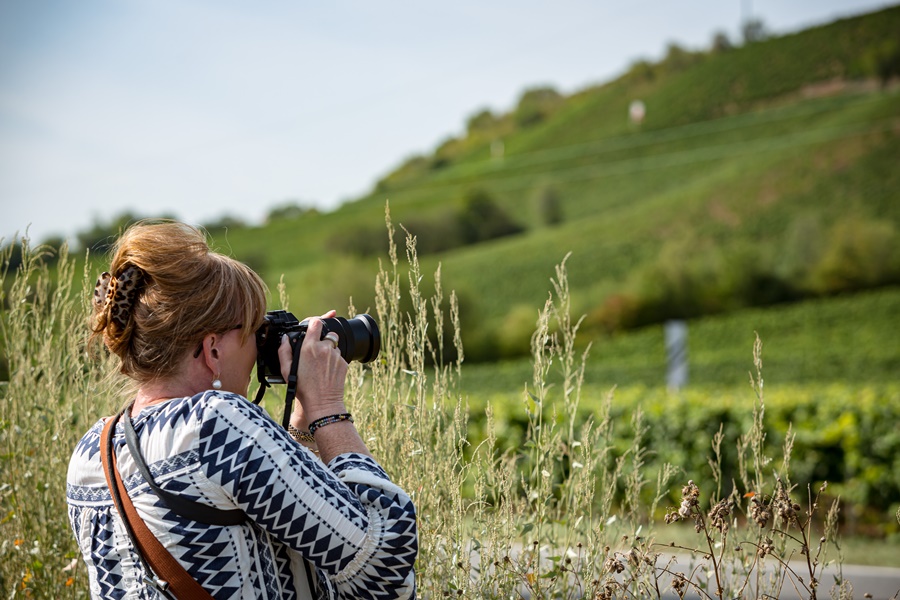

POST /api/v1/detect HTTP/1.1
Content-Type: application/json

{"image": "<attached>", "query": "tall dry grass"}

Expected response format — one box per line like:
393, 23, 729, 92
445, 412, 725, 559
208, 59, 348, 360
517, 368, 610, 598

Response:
0, 240, 119, 598
0, 212, 859, 598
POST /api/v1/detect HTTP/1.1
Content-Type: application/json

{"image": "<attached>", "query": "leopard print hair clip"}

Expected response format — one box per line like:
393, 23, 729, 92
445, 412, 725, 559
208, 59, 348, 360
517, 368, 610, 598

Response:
93, 265, 146, 330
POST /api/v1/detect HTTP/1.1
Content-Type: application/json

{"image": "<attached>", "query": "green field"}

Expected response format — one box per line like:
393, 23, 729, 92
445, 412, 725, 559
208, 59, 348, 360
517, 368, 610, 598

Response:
459, 284, 900, 394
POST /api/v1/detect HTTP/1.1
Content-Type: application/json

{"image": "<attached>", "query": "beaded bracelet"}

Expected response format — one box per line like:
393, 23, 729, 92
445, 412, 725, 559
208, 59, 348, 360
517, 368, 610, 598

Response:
287, 424, 315, 444
308, 413, 354, 436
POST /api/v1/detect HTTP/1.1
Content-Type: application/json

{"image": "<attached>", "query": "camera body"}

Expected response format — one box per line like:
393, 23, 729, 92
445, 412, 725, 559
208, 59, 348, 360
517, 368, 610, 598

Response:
255, 310, 380, 385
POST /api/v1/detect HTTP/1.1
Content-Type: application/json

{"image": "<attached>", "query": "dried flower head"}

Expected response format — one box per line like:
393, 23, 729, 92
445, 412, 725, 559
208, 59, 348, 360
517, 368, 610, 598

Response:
680, 481, 700, 515
672, 572, 688, 598
666, 480, 702, 526
758, 537, 775, 557
773, 478, 800, 526
603, 556, 625, 574
707, 498, 733, 534
626, 548, 641, 567
749, 495, 772, 528
596, 582, 616, 600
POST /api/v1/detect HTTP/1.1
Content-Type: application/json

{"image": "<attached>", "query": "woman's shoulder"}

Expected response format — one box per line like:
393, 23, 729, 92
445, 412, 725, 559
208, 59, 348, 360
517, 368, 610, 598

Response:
137, 391, 274, 440
66, 417, 110, 493
138, 390, 259, 423
68, 417, 106, 467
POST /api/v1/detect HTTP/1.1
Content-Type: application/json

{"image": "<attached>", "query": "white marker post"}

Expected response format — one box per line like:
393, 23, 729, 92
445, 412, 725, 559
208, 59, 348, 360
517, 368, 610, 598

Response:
665, 319, 688, 391
629, 99, 646, 126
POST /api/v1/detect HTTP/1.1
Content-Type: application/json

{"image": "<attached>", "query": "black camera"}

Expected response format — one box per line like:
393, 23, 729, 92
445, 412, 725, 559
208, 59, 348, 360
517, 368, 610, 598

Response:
255, 310, 380, 386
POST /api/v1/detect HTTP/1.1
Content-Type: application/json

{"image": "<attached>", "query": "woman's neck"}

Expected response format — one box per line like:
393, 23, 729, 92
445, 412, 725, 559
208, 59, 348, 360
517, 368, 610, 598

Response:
133, 379, 200, 413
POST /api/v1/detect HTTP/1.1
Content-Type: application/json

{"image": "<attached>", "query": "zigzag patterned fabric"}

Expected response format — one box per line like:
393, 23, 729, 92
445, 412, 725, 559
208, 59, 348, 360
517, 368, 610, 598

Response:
66, 391, 417, 599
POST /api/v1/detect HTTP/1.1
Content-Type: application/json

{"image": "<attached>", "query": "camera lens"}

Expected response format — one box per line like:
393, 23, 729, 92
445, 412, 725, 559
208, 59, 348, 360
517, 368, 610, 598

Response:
339, 314, 380, 363
322, 314, 380, 364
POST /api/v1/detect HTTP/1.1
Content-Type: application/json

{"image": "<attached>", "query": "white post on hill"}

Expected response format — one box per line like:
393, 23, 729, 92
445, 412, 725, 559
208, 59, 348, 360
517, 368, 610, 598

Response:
665, 319, 689, 391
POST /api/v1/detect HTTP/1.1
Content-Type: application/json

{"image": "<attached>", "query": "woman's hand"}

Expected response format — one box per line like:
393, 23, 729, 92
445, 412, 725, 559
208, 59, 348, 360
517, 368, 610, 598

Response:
277, 310, 349, 425
277, 309, 370, 462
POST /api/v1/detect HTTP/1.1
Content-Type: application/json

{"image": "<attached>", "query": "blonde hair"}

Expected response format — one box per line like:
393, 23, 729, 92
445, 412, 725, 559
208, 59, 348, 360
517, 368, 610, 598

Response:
91, 220, 267, 383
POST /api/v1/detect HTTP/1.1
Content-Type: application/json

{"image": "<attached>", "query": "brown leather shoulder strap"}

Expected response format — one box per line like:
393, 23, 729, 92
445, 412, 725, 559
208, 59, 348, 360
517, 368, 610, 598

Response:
100, 414, 215, 600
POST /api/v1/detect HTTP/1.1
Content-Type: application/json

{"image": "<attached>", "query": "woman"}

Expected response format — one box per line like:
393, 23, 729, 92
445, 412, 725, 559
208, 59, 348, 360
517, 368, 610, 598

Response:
66, 220, 417, 599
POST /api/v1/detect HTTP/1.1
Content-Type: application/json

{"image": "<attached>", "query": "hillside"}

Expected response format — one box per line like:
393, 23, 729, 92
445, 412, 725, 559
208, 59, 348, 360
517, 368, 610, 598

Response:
28, 6, 898, 365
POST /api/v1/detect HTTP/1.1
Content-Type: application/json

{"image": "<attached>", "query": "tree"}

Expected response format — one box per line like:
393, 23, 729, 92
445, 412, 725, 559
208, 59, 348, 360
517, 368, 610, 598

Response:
661, 42, 698, 72
514, 86, 563, 128
862, 38, 900, 88
266, 202, 318, 223
457, 189, 524, 244
711, 30, 733, 53
627, 59, 656, 83
466, 108, 499, 134
431, 136, 464, 170
202, 214, 247, 232
535, 185, 563, 226
77, 212, 144, 254
741, 18, 767, 44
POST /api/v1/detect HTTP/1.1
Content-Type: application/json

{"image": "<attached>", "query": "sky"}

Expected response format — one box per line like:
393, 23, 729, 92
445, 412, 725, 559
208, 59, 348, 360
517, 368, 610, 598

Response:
1, 0, 893, 245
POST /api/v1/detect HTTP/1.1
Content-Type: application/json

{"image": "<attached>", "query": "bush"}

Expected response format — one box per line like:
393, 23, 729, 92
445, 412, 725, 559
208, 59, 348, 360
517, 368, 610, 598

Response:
374, 154, 430, 192
457, 188, 524, 245
861, 37, 900, 87
201, 214, 248, 233
466, 108, 500, 135
587, 215, 900, 335
711, 31, 733, 53
494, 304, 538, 359
513, 86, 564, 128
431, 136, 464, 170
742, 18, 768, 44
467, 381, 900, 531
265, 202, 318, 223
810, 217, 900, 293
534, 184, 564, 226
326, 223, 388, 257
626, 58, 657, 83
398, 212, 463, 255
329, 212, 464, 258
659, 42, 705, 74
76, 211, 146, 254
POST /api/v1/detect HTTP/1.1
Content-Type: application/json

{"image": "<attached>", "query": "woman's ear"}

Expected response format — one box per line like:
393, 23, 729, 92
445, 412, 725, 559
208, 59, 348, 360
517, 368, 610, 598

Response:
201, 333, 220, 372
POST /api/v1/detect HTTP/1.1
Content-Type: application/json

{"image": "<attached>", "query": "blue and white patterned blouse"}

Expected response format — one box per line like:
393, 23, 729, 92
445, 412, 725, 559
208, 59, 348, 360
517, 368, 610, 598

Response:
66, 391, 417, 599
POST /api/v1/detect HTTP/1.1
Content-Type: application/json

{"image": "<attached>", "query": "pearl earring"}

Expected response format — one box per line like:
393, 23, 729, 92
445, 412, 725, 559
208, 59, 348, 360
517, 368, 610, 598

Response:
212, 378, 222, 390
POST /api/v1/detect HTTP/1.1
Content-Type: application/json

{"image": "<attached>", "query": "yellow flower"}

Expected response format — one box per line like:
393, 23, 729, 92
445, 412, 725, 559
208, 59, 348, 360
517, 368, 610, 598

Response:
19, 569, 32, 591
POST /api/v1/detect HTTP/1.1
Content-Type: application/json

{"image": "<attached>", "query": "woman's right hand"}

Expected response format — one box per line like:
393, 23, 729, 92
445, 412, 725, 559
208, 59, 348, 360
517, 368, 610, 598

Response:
277, 311, 349, 423
277, 311, 371, 462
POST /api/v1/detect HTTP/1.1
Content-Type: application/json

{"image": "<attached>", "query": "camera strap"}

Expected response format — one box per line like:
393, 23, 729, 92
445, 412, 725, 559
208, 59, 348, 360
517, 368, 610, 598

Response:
281, 332, 304, 430
103, 402, 318, 599
122, 403, 247, 526
253, 332, 303, 432
100, 410, 214, 600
